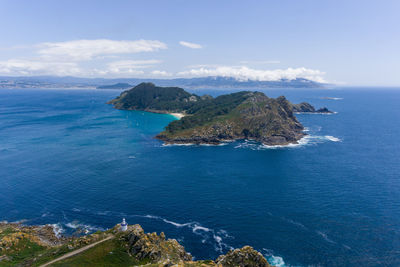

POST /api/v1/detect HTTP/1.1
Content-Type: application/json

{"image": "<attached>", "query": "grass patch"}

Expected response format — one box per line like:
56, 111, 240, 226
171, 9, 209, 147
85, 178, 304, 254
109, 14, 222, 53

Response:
0, 228, 16, 239
51, 238, 146, 267
0, 238, 46, 267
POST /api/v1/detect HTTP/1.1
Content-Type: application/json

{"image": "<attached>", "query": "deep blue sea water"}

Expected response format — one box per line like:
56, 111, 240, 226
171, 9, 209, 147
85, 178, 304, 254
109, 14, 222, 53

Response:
0, 88, 399, 266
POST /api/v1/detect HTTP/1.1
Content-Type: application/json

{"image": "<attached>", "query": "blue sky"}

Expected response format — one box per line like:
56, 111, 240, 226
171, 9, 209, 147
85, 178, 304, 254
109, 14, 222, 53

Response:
0, 0, 399, 85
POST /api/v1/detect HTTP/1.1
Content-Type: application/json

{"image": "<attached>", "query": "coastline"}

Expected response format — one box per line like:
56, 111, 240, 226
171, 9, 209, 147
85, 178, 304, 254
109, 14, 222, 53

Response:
0, 221, 272, 266
169, 112, 185, 119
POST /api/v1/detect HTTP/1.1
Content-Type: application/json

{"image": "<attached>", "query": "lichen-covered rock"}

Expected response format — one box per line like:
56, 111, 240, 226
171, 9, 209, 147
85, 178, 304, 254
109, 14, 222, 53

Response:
216, 246, 272, 267
122, 224, 192, 264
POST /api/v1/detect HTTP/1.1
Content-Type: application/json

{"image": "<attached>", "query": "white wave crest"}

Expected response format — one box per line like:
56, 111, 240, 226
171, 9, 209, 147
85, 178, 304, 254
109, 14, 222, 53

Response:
268, 255, 286, 267
162, 142, 228, 147
316, 230, 336, 244
162, 143, 195, 147
343, 244, 352, 250
282, 217, 307, 230
324, 135, 341, 142
65, 221, 104, 234
50, 223, 64, 238
142, 214, 232, 252
320, 97, 343, 100
193, 225, 211, 232
234, 134, 341, 150
263, 248, 287, 267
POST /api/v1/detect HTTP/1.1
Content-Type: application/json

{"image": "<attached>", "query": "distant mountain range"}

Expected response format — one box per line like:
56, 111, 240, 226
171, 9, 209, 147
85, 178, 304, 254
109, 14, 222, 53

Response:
97, 83, 133, 89
0, 75, 326, 89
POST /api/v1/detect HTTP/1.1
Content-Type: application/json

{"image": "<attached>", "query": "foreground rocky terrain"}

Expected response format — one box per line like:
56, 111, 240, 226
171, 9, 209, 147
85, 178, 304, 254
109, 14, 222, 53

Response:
108, 83, 332, 146
0, 222, 272, 266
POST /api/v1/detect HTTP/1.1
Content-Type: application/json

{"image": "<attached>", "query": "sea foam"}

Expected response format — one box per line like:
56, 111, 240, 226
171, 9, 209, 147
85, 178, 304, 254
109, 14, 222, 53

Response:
142, 214, 233, 252
263, 248, 287, 267
50, 223, 64, 238
234, 134, 341, 150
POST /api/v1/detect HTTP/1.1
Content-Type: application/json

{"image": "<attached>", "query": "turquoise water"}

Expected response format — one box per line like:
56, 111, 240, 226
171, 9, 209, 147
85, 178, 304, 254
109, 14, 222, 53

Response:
0, 88, 399, 266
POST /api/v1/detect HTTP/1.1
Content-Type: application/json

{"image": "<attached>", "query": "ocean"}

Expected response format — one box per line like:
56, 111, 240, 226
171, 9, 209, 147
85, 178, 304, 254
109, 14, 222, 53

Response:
0, 88, 399, 266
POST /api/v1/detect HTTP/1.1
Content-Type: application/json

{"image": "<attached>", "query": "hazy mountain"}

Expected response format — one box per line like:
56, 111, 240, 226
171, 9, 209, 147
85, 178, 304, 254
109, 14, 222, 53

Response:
0, 75, 326, 89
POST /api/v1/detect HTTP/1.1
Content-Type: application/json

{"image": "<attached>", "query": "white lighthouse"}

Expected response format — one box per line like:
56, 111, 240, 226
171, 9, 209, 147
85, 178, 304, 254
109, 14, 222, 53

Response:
120, 218, 128, 231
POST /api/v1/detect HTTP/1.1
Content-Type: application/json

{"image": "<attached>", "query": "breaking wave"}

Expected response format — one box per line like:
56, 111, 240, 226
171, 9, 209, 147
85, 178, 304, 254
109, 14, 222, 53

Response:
50, 223, 64, 238
162, 143, 228, 147
65, 221, 104, 234
142, 214, 233, 253
263, 248, 287, 267
324, 135, 341, 142
234, 134, 341, 150
320, 97, 343, 100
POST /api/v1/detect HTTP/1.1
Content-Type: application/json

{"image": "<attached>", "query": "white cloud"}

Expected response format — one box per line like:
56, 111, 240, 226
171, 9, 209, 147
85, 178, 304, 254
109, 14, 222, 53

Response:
179, 41, 203, 49
93, 60, 163, 77
0, 59, 159, 77
0, 59, 81, 76
107, 59, 161, 70
239, 60, 281, 65
37, 39, 167, 61
177, 66, 326, 83
151, 70, 172, 77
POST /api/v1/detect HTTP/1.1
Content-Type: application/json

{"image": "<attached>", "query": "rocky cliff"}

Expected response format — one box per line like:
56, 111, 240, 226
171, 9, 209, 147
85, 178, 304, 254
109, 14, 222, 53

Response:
0, 222, 272, 267
292, 102, 333, 113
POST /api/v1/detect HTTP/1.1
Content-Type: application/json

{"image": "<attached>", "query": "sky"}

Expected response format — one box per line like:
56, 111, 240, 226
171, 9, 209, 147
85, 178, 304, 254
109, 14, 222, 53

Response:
0, 0, 399, 86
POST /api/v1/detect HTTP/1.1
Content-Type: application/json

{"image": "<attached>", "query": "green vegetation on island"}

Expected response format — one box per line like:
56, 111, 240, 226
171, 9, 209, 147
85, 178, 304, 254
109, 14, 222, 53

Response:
108, 83, 332, 146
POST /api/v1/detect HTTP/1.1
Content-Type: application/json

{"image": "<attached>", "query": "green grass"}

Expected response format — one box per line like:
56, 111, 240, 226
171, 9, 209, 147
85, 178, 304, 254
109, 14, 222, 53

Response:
0, 228, 16, 239
51, 238, 147, 267
0, 238, 46, 267
31, 245, 72, 266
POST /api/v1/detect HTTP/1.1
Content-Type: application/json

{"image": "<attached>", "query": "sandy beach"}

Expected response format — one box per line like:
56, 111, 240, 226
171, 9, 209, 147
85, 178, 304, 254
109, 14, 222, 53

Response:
169, 113, 185, 119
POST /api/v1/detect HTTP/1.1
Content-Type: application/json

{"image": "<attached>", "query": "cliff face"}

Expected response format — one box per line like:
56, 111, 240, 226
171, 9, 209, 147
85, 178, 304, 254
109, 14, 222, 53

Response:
216, 246, 271, 267
0, 222, 272, 267
123, 224, 192, 265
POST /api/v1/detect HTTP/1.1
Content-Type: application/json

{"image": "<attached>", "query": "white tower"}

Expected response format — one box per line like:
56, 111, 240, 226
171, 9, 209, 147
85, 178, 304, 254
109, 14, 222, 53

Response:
120, 218, 128, 231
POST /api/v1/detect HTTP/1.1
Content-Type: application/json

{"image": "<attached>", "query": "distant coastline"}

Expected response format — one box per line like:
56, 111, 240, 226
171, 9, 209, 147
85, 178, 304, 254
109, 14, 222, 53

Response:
0, 75, 326, 90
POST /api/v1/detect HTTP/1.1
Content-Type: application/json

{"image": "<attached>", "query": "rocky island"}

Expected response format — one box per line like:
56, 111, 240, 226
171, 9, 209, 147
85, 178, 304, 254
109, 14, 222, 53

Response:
0, 221, 272, 266
108, 83, 332, 146
292, 102, 333, 113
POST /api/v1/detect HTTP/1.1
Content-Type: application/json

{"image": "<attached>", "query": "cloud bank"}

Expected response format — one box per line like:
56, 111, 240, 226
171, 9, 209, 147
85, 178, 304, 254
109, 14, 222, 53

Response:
0, 39, 326, 82
179, 41, 203, 49
0, 39, 167, 77
178, 66, 326, 83
38, 39, 167, 61
0, 59, 81, 76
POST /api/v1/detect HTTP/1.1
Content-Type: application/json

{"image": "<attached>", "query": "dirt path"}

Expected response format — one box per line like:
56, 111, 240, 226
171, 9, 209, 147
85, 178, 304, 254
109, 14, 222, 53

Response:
39, 235, 114, 267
